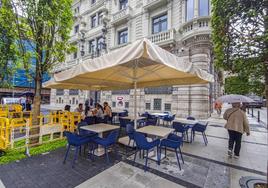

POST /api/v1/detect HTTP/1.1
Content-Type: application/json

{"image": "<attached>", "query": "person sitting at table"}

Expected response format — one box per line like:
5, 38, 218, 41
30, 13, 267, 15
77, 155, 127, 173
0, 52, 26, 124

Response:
95, 103, 104, 118
75, 103, 84, 114
103, 102, 112, 117
64, 105, 71, 112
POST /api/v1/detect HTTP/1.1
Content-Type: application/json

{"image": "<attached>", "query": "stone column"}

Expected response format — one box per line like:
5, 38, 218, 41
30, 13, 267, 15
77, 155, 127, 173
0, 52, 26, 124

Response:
143, 10, 149, 37
181, 0, 186, 23
127, 21, 132, 42
167, 0, 172, 29
194, 0, 199, 18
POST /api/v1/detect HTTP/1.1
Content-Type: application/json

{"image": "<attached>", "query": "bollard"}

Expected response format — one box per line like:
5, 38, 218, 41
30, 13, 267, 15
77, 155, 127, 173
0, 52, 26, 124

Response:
257, 111, 260, 122
251, 108, 253, 117
247, 108, 249, 114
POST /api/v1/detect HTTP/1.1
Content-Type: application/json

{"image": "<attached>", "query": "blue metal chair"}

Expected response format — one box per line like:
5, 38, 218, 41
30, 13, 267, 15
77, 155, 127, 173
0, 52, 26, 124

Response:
172, 121, 190, 144
191, 122, 208, 145
187, 116, 195, 120
126, 123, 135, 147
119, 118, 131, 135
84, 116, 95, 125
160, 133, 184, 170
133, 132, 160, 171
145, 116, 158, 126
63, 131, 94, 168
163, 114, 176, 126
92, 130, 120, 163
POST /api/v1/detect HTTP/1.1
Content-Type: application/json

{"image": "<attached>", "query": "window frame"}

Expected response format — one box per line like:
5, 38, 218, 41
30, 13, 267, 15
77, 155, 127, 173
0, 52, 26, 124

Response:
119, 0, 128, 10
118, 28, 128, 45
186, 0, 194, 21
152, 13, 168, 34
153, 98, 162, 111
91, 14, 97, 28
74, 25, 79, 33
198, 0, 210, 17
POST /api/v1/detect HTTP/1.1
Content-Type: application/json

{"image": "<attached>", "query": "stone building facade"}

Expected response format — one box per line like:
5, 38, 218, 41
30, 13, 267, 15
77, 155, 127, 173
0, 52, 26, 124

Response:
50, 0, 222, 118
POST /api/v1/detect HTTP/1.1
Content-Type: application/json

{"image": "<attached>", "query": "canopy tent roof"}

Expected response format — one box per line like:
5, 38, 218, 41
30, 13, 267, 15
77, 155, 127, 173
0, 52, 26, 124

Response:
44, 38, 214, 90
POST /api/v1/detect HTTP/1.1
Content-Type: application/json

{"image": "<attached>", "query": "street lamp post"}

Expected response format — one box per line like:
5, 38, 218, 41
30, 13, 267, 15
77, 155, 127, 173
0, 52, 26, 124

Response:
94, 17, 109, 104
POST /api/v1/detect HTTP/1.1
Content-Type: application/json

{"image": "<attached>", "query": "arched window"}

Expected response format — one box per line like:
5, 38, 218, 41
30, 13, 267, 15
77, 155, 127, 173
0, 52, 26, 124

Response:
199, 0, 209, 16
186, 0, 194, 21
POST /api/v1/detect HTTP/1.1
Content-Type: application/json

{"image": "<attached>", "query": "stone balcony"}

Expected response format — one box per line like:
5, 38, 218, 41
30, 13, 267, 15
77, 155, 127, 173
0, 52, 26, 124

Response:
143, 0, 167, 10
87, 0, 108, 13
148, 29, 175, 46
180, 16, 211, 42
69, 33, 80, 43
52, 59, 80, 73
111, 6, 132, 25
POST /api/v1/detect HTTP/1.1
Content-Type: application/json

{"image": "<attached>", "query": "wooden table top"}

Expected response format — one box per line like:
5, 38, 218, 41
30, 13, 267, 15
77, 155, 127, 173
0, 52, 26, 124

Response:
80, 123, 119, 133
137, 125, 174, 138
120, 116, 146, 121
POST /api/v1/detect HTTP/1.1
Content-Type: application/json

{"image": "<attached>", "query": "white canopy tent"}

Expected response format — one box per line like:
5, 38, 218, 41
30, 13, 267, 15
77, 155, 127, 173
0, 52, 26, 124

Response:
44, 38, 214, 128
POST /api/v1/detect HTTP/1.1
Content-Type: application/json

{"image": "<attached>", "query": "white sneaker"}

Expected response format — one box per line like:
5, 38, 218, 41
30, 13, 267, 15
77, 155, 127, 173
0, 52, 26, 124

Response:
228, 150, 232, 157
234, 155, 239, 159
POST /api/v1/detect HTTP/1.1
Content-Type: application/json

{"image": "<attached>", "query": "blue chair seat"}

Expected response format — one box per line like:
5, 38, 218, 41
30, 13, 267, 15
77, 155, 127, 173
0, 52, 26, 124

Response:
191, 122, 208, 145
160, 133, 184, 170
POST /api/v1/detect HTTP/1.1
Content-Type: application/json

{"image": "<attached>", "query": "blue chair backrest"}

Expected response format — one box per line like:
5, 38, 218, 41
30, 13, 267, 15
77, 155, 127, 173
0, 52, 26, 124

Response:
146, 117, 157, 126
119, 112, 127, 117
119, 118, 131, 128
192, 122, 208, 132
167, 133, 183, 142
84, 116, 95, 125
187, 116, 195, 120
172, 122, 185, 132
133, 132, 149, 149
77, 121, 89, 136
106, 130, 119, 144
64, 131, 81, 146
126, 123, 135, 139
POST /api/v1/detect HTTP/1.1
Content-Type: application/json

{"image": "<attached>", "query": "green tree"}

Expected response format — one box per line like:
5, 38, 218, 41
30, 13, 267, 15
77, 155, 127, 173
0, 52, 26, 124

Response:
0, 0, 20, 87
211, 0, 268, 97
10, 0, 75, 124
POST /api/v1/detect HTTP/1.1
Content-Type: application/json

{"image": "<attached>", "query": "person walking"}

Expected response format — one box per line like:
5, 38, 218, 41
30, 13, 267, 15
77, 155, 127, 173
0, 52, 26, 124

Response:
223, 102, 250, 159
214, 101, 222, 116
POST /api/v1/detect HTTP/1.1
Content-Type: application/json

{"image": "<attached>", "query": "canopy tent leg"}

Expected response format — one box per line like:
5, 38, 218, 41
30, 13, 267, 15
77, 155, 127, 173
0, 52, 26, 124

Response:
134, 62, 138, 129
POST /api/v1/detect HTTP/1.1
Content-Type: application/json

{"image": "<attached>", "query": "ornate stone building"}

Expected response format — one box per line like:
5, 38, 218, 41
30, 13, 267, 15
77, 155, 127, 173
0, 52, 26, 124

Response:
50, 0, 221, 118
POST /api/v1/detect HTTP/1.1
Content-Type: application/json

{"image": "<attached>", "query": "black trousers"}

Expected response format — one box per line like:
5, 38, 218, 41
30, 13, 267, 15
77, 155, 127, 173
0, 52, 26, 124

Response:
228, 130, 242, 156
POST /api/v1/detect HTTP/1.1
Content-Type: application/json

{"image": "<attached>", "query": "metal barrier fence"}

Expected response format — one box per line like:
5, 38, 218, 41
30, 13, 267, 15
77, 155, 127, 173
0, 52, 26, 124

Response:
0, 111, 81, 152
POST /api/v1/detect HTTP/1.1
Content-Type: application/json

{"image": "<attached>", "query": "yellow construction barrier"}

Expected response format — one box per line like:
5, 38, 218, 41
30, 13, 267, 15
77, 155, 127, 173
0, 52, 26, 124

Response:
0, 118, 10, 150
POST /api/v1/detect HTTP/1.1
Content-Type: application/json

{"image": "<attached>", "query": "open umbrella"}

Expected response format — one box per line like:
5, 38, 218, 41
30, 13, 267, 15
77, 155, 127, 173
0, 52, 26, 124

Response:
216, 94, 254, 103
44, 38, 214, 128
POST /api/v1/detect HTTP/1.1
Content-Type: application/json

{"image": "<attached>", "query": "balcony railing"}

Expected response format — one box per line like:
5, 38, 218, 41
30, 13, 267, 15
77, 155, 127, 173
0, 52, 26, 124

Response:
180, 17, 211, 40
145, 86, 173, 94
111, 6, 132, 25
148, 29, 175, 45
143, 0, 167, 10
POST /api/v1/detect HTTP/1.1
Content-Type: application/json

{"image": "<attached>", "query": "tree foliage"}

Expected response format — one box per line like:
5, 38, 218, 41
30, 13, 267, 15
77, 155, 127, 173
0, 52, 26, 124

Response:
211, 0, 268, 96
0, 0, 20, 87
7, 0, 75, 123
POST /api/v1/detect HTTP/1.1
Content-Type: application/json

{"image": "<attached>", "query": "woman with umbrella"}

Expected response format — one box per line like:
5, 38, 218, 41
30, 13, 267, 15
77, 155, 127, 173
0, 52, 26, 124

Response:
217, 95, 251, 159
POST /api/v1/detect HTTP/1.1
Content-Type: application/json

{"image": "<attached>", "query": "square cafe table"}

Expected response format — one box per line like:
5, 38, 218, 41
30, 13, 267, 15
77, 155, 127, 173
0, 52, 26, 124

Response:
120, 116, 146, 121
80, 123, 119, 156
137, 125, 174, 161
151, 112, 169, 125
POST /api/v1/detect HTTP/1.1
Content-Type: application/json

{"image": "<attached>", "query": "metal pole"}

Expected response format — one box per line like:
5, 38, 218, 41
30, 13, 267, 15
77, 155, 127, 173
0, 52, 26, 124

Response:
134, 63, 137, 129
257, 111, 260, 122
251, 108, 253, 117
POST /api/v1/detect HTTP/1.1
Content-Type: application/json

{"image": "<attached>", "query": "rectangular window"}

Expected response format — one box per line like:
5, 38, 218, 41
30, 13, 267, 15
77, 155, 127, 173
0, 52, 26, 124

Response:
119, 0, 128, 10
56, 89, 64, 95
152, 14, 167, 34
91, 0, 96, 4
186, 0, 194, 21
145, 103, 151, 110
118, 29, 128, 45
74, 25, 79, 33
164, 103, 171, 111
89, 40, 96, 53
97, 37, 104, 51
91, 15, 97, 28
199, 0, 209, 16
112, 101, 116, 107
153, 98, 162, 111
125, 102, 129, 108
69, 89, 79, 95
98, 12, 104, 25
73, 51, 77, 59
